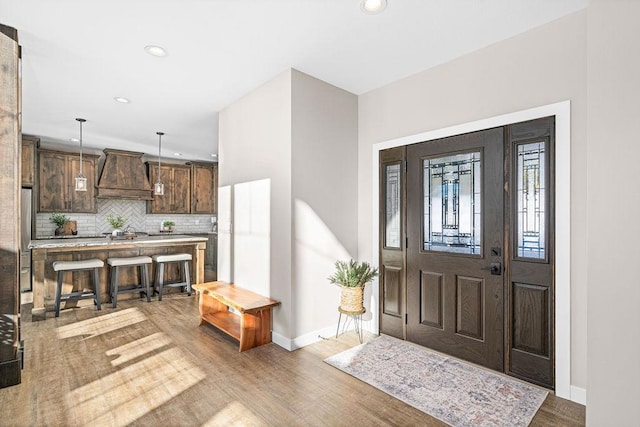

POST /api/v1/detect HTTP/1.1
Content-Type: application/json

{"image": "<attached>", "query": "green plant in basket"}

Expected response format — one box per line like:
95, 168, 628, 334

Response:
106, 214, 127, 229
328, 259, 378, 288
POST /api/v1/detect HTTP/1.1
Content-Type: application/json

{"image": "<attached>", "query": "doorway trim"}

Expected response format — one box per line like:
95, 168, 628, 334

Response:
370, 100, 571, 401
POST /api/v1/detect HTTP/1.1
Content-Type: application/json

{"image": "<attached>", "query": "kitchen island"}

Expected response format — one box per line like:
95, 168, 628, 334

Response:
28, 234, 207, 320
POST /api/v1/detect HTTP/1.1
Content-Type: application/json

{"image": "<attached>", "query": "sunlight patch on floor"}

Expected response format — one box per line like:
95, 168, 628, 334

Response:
57, 308, 147, 339
66, 347, 205, 426
202, 401, 266, 426
105, 332, 172, 366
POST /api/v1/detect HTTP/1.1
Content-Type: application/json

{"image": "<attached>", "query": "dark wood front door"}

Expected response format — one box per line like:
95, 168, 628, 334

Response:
382, 117, 556, 389
406, 127, 505, 371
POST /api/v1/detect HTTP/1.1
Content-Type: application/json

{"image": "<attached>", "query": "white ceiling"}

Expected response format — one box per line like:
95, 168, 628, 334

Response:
2, 0, 586, 161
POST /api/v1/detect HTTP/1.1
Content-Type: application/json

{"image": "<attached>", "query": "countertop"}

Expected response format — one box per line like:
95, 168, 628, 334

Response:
29, 234, 208, 249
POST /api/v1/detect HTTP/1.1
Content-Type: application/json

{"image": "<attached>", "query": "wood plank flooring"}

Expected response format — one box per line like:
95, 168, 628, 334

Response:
1, 295, 585, 426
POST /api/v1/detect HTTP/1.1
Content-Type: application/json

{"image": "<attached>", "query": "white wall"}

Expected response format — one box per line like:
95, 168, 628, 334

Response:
218, 69, 359, 346
586, 0, 640, 424
357, 10, 588, 391
291, 69, 358, 339
218, 69, 293, 338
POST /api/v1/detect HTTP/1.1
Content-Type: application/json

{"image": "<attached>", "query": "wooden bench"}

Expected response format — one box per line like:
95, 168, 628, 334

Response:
192, 281, 281, 352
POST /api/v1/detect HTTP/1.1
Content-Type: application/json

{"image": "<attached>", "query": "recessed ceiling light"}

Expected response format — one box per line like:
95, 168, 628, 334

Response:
114, 97, 130, 104
144, 45, 167, 57
211, 154, 217, 157
70, 138, 80, 142
174, 153, 183, 156
360, 0, 387, 14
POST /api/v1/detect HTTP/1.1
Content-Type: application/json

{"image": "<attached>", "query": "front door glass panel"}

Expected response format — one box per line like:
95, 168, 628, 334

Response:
516, 141, 546, 259
423, 151, 481, 255
384, 163, 401, 248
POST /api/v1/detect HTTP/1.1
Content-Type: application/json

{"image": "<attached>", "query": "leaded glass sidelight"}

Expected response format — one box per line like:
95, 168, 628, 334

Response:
423, 152, 481, 254
385, 163, 401, 248
516, 141, 546, 259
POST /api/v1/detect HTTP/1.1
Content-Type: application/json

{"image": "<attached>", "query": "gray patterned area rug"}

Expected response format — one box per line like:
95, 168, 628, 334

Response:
325, 335, 547, 427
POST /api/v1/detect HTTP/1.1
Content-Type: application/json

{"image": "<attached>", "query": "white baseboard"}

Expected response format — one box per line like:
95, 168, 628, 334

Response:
570, 385, 587, 405
272, 324, 347, 352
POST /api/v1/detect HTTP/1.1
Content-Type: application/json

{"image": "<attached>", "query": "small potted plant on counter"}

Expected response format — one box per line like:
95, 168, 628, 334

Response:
161, 220, 175, 232
106, 214, 127, 236
49, 213, 70, 236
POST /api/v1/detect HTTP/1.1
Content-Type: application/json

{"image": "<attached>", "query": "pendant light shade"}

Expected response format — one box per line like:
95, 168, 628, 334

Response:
74, 118, 87, 192
154, 132, 165, 196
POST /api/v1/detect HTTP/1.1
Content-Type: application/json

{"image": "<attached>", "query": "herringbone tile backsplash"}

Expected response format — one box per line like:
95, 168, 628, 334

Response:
35, 199, 215, 238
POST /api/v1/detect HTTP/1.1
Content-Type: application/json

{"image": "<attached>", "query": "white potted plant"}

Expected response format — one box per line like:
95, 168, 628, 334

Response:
106, 214, 127, 236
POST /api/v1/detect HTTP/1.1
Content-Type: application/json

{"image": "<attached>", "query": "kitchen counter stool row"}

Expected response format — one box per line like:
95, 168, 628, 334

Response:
51, 253, 192, 318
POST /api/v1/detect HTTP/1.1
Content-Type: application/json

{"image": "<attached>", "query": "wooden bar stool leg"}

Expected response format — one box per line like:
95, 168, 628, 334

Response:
111, 266, 119, 308
143, 264, 151, 302
94, 267, 101, 311
184, 261, 191, 296
158, 263, 165, 301
55, 270, 63, 318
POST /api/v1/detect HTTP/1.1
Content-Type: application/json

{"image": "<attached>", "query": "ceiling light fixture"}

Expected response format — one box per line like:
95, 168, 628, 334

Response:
114, 97, 130, 104
154, 132, 165, 196
144, 45, 167, 57
360, 0, 387, 14
173, 153, 183, 156
74, 118, 87, 192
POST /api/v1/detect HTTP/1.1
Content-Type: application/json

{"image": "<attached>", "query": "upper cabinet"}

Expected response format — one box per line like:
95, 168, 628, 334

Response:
147, 163, 192, 214
191, 162, 218, 214
21, 135, 39, 187
38, 149, 99, 213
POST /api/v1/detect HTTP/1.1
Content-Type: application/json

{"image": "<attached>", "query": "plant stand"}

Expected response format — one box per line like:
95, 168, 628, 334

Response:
336, 307, 365, 344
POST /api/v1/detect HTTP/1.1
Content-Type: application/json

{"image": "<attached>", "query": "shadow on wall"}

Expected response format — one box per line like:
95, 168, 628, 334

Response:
294, 199, 356, 329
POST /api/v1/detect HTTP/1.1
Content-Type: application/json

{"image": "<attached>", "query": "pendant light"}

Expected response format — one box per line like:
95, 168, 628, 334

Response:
154, 131, 165, 195
74, 118, 87, 191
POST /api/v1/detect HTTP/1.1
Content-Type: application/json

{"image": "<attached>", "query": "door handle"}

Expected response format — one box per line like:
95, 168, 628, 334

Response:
482, 262, 502, 275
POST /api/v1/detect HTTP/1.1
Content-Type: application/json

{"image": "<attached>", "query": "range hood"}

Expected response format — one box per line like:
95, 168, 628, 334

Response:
97, 149, 153, 200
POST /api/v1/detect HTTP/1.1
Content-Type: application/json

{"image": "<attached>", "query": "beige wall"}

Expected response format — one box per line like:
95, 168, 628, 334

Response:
219, 69, 359, 345
358, 10, 588, 390
218, 69, 293, 338
586, 0, 640, 424
291, 69, 359, 338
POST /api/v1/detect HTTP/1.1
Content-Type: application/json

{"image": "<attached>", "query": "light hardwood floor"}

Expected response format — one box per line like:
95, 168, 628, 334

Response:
1, 295, 585, 426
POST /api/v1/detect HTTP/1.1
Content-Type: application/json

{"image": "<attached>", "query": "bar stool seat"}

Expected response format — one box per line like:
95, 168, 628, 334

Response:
107, 256, 153, 308
152, 253, 192, 301
52, 259, 103, 318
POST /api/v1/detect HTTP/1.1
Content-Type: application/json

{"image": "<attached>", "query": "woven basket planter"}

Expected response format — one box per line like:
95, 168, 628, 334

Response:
339, 286, 364, 312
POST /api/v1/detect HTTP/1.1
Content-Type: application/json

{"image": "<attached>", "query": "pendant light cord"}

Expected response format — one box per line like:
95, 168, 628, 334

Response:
157, 132, 163, 183
76, 118, 86, 177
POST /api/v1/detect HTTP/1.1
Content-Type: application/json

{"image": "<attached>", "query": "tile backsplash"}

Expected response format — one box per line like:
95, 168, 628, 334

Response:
36, 199, 215, 238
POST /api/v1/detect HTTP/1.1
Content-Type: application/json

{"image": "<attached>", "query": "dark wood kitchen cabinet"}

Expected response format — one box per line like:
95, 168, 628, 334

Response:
191, 161, 218, 214
147, 163, 191, 214
21, 135, 39, 187
38, 149, 99, 213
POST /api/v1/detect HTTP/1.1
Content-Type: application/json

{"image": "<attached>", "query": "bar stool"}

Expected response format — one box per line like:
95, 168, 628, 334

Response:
52, 259, 104, 318
152, 253, 192, 301
107, 256, 153, 308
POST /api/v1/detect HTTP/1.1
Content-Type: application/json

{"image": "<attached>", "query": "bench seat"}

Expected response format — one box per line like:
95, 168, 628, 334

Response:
192, 281, 280, 352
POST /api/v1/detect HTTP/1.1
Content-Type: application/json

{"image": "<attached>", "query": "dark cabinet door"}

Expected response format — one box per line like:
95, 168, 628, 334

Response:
38, 151, 68, 212
148, 164, 191, 214
191, 163, 216, 214
39, 150, 98, 213
21, 135, 38, 187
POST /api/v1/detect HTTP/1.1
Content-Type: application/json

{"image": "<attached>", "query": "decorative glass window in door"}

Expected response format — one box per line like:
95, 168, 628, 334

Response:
423, 151, 481, 254
384, 163, 401, 248
516, 141, 546, 259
